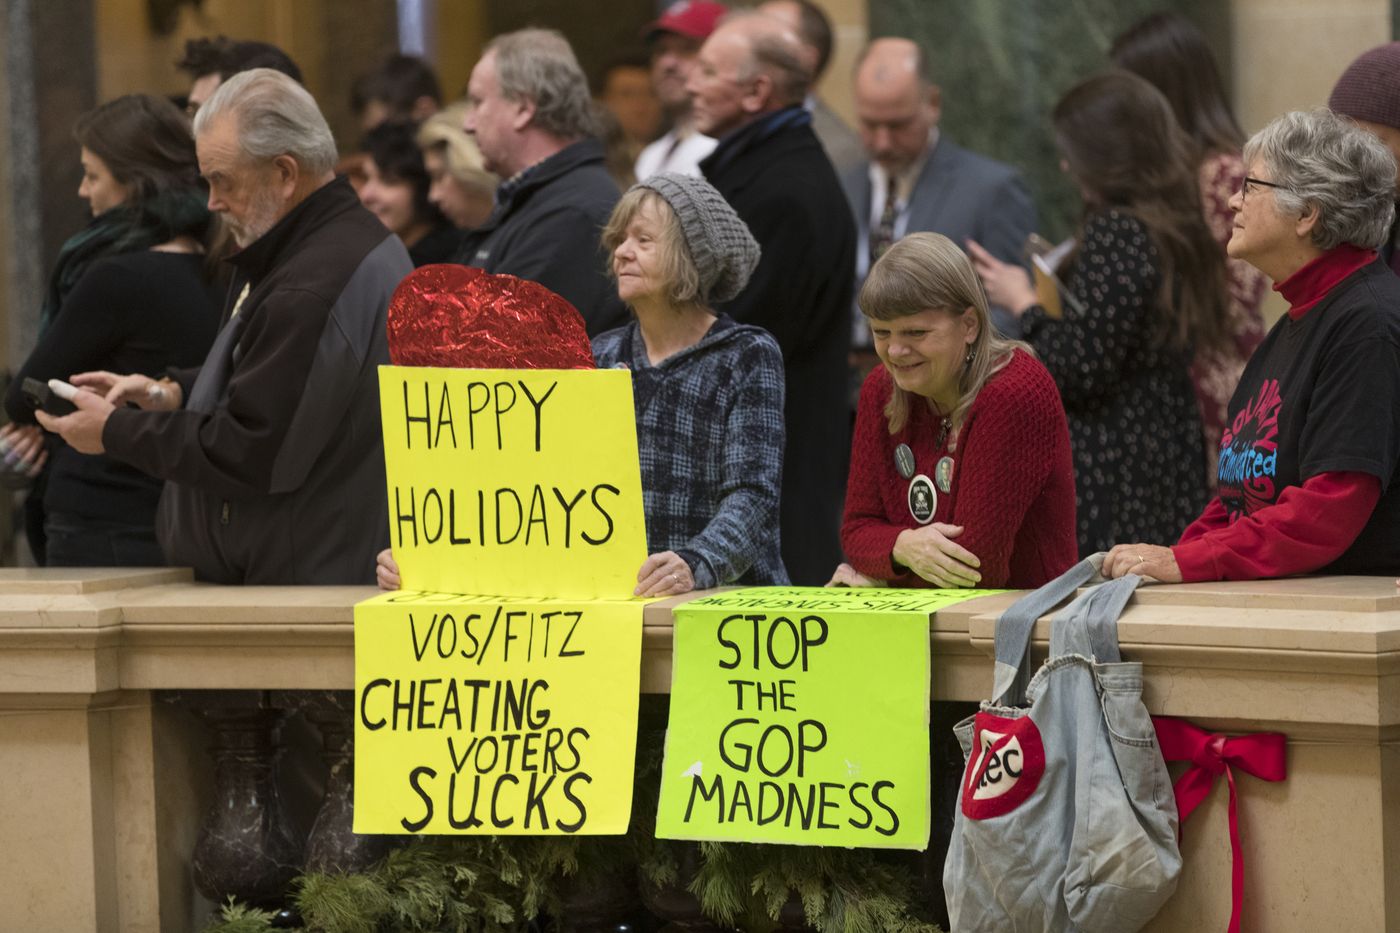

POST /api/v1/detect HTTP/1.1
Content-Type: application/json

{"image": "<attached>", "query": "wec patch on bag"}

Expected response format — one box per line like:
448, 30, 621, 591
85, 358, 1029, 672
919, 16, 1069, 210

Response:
944, 558, 1180, 933
961, 712, 1045, 820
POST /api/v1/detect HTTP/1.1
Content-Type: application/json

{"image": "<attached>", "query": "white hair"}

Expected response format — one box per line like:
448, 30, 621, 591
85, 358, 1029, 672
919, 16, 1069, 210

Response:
193, 67, 337, 175
1245, 108, 1397, 250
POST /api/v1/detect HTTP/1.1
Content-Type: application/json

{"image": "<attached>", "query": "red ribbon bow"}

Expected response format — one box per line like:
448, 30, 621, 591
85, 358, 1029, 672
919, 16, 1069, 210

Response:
1152, 716, 1287, 933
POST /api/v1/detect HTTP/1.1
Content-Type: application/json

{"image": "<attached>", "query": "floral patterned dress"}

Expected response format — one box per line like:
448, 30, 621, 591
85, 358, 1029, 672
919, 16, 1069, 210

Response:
1193, 150, 1270, 488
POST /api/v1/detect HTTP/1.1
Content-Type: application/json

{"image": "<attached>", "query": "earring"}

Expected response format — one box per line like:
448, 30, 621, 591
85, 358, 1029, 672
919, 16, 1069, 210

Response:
964, 346, 976, 367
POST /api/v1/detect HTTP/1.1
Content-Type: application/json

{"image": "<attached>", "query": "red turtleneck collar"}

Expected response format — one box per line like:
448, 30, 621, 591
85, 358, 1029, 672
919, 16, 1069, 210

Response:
1275, 243, 1377, 320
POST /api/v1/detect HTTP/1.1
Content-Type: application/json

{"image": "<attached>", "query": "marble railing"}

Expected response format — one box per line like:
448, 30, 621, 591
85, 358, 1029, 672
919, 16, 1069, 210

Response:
1, 568, 1398, 931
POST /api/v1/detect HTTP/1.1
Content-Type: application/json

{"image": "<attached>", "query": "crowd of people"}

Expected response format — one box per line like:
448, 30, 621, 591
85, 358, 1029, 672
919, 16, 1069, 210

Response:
14, 5, 1400, 598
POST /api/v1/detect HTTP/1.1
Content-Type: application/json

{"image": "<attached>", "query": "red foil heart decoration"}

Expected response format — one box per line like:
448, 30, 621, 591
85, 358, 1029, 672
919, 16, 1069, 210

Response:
386, 264, 596, 369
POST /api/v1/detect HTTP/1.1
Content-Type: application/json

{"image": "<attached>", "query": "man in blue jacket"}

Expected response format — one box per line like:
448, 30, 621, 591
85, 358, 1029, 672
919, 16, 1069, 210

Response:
454, 28, 627, 335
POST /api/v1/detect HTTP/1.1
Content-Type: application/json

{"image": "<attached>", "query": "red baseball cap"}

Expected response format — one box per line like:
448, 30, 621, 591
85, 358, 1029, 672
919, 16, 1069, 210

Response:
643, 1, 728, 42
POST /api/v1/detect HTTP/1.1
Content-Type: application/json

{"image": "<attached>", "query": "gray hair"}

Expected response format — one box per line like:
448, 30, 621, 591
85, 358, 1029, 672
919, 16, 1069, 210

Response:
1244, 108, 1397, 250
486, 29, 598, 140
192, 67, 337, 175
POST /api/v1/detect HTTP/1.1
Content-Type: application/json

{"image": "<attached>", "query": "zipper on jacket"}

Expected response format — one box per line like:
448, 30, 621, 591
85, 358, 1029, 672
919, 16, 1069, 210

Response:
220, 501, 230, 525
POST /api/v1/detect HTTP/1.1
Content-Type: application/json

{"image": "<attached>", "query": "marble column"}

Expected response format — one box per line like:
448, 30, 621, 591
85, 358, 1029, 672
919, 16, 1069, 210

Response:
1, 0, 96, 368
0, 0, 96, 564
868, 0, 1223, 242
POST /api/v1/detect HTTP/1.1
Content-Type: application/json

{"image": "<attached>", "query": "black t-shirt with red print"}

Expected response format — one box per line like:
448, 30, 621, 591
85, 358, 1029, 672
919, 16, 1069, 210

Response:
1218, 259, 1400, 574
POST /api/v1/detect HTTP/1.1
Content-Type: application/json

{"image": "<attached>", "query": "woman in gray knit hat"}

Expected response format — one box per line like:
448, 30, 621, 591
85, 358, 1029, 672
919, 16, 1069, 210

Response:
593, 171, 789, 595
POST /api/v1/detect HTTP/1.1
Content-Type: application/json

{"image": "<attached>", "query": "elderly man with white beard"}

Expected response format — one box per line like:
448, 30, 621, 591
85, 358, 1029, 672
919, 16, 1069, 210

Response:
37, 68, 412, 584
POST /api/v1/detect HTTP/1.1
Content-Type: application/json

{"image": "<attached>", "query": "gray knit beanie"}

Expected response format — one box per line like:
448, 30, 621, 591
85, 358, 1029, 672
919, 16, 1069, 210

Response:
633, 172, 761, 303
1330, 42, 1400, 131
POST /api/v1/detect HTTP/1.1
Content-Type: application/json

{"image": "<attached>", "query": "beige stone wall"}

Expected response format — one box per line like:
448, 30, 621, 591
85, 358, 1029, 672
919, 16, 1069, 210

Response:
812, 0, 866, 127
1229, 0, 1391, 324
93, 0, 413, 148
96, 0, 300, 99
1231, 0, 1391, 135
5, 570, 1400, 928
92, 0, 487, 111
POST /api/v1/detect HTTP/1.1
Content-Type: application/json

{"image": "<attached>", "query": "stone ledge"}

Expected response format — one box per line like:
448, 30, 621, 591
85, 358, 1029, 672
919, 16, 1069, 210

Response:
0, 573, 1395, 723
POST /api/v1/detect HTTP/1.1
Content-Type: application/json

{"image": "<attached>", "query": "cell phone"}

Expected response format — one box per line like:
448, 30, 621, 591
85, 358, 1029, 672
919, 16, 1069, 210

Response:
21, 377, 77, 416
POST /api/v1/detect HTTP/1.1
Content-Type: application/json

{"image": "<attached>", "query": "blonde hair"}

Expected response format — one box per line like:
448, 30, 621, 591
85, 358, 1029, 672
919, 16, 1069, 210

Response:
416, 103, 497, 194
859, 232, 1032, 449
599, 188, 702, 307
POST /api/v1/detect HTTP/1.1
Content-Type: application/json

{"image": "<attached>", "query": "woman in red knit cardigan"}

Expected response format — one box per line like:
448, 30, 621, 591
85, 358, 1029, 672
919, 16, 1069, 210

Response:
830, 233, 1078, 590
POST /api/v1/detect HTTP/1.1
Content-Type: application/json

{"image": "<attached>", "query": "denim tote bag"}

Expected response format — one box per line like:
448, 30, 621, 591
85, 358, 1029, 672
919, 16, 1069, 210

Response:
943, 556, 1180, 933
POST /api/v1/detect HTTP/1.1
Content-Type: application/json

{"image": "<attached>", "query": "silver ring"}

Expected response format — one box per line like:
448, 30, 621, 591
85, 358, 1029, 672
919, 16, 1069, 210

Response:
1135, 555, 1146, 564
671, 572, 679, 583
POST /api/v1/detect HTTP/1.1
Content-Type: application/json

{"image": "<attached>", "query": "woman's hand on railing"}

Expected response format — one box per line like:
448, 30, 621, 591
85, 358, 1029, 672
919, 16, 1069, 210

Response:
1103, 543, 1182, 583
825, 563, 884, 587
634, 551, 695, 597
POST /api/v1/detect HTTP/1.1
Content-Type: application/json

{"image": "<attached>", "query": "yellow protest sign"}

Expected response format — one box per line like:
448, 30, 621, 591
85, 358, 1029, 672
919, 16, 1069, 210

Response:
655, 586, 1003, 848
354, 590, 644, 835
379, 366, 648, 599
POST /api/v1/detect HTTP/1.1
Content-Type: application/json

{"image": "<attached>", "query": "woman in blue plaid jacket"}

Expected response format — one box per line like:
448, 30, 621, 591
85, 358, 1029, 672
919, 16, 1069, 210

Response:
374, 172, 787, 595
594, 172, 788, 597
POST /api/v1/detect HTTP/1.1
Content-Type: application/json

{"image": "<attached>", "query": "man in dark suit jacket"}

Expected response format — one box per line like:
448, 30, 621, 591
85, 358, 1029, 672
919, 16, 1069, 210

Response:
843, 38, 1036, 339
758, 0, 865, 175
689, 11, 856, 585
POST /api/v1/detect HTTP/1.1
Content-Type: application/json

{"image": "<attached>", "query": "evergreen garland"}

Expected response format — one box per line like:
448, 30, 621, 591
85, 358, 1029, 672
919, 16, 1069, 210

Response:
203, 702, 943, 933
206, 899, 280, 933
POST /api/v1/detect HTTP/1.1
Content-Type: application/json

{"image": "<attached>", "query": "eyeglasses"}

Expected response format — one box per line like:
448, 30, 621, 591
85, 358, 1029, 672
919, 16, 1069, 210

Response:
1240, 176, 1287, 198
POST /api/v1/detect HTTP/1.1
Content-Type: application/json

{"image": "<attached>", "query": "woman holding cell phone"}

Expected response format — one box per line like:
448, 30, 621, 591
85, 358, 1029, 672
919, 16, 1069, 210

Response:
4, 94, 220, 566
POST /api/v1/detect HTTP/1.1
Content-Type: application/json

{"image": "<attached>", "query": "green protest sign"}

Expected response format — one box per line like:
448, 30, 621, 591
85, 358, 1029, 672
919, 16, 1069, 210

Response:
655, 586, 1002, 849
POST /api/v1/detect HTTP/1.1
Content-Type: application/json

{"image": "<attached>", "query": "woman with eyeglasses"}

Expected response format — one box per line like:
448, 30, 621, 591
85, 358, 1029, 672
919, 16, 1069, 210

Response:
969, 71, 1228, 557
1101, 109, 1400, 582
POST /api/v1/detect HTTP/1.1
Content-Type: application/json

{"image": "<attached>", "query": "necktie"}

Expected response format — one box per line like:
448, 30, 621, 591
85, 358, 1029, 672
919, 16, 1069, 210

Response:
870, 174, 899, 266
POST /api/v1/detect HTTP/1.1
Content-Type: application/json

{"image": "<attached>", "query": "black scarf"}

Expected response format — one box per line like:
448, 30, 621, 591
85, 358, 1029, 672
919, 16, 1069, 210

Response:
40, 186, 210, 331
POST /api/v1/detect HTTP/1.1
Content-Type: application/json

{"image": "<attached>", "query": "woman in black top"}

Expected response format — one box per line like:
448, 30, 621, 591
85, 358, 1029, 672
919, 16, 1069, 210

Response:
1101, 109, 1400, 583
3, 94, 220, 566
969, 71, 1229, 555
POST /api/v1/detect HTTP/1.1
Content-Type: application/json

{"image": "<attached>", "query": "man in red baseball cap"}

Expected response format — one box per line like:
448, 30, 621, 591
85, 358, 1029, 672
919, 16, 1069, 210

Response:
635, 1, 728, 179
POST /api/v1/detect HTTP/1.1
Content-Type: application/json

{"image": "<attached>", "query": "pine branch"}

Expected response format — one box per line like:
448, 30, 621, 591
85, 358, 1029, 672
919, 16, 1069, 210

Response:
199, 897, 282, 933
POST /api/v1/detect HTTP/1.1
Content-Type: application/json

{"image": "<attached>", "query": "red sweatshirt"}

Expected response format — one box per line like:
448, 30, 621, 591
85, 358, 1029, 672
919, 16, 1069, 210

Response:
1173, 245, 1381, 581
842, 349, 1077, 589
